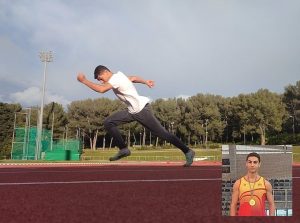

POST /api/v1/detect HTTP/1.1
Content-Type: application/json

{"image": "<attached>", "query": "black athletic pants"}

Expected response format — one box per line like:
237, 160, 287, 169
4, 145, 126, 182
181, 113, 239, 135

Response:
103, 104, 189, 153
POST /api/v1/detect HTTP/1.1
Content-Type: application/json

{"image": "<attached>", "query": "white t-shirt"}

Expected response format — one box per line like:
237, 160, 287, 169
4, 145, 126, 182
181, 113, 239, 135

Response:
108, 71, 150, 114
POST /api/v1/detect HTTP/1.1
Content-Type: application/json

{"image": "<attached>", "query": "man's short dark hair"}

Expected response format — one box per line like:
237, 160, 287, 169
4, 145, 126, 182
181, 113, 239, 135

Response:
246, 152, 261, 163
94, 65, 110, 79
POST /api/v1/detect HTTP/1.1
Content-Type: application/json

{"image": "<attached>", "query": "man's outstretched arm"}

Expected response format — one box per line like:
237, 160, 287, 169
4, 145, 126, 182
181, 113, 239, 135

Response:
77, 73, 112, 93
128, 76, 155, 88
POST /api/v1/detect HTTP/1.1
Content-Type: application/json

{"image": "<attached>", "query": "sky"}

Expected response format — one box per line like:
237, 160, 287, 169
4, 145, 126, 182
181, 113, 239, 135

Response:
0, 0, 299, 108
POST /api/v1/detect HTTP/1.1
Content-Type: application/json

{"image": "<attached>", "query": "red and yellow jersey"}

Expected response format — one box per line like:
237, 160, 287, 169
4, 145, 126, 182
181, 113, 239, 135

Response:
238, 176, 267, 216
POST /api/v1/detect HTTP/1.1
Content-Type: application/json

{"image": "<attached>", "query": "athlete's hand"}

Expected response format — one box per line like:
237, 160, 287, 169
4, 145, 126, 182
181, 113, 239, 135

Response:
145, 80, 155, 88
77, 73, 86, 83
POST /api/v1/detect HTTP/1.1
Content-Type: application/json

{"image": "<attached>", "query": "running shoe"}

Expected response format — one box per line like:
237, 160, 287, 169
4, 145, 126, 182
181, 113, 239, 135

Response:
183, 149, 195, 167
109, 148, 131, 161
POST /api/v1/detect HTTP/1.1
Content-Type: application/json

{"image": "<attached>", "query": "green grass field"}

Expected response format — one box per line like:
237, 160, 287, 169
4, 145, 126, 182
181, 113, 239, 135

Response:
81, 145, 300, 162
81, 148, 221, 162
1, 146, 300, 163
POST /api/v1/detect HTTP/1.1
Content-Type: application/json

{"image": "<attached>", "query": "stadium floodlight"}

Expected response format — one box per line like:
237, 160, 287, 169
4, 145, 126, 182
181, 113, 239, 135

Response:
36, 51, 53, 160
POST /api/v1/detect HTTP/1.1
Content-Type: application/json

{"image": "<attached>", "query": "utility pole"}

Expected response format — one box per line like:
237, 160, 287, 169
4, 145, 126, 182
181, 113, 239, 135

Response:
290, 115, 295, 136
205, 119, 209, 149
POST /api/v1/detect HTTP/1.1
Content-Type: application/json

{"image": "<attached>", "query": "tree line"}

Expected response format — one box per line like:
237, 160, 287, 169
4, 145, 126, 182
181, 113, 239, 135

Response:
1, 80, 299, 157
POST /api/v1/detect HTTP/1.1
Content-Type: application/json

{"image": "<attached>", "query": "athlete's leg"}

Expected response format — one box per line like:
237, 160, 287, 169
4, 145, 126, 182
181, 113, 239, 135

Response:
133, 104, 195, 166
104, 110, 135, 150
133, 104, 190, 153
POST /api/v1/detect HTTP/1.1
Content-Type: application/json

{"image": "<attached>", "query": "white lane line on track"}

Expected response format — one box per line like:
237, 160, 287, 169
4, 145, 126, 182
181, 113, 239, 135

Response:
0, 178, 222, 186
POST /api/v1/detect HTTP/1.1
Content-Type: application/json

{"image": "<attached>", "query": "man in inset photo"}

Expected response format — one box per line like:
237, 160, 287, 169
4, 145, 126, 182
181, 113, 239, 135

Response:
230, 152, 275, 216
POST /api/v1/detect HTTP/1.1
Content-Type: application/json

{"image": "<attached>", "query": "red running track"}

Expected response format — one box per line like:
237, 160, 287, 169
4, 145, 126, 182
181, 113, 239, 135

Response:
0, 165, 299, 223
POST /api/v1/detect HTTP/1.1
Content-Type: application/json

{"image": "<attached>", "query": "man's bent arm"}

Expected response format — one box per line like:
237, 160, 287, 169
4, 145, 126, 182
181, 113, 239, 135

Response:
128, 76, 154, 88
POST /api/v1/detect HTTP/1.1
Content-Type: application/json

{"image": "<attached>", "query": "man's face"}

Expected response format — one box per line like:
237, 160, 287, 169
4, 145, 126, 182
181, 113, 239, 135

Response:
246, 156, 260, 174
97, 70, 111, 83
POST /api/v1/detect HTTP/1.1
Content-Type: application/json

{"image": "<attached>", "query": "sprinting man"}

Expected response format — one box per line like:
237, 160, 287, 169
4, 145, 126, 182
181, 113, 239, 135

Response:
230, 152, 275, 216
77, 65, 195, 166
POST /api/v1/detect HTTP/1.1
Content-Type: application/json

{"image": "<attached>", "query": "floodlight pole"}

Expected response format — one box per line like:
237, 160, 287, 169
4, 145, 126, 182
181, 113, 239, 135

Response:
36, 51, 53, 160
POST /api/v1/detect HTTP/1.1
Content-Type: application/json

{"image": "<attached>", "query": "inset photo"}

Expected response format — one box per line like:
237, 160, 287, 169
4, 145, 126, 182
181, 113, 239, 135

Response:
222, 145, 292, 216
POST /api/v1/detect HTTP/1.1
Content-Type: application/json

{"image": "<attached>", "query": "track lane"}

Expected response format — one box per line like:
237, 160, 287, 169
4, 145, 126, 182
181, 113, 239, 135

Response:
0, 165, 298, 223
